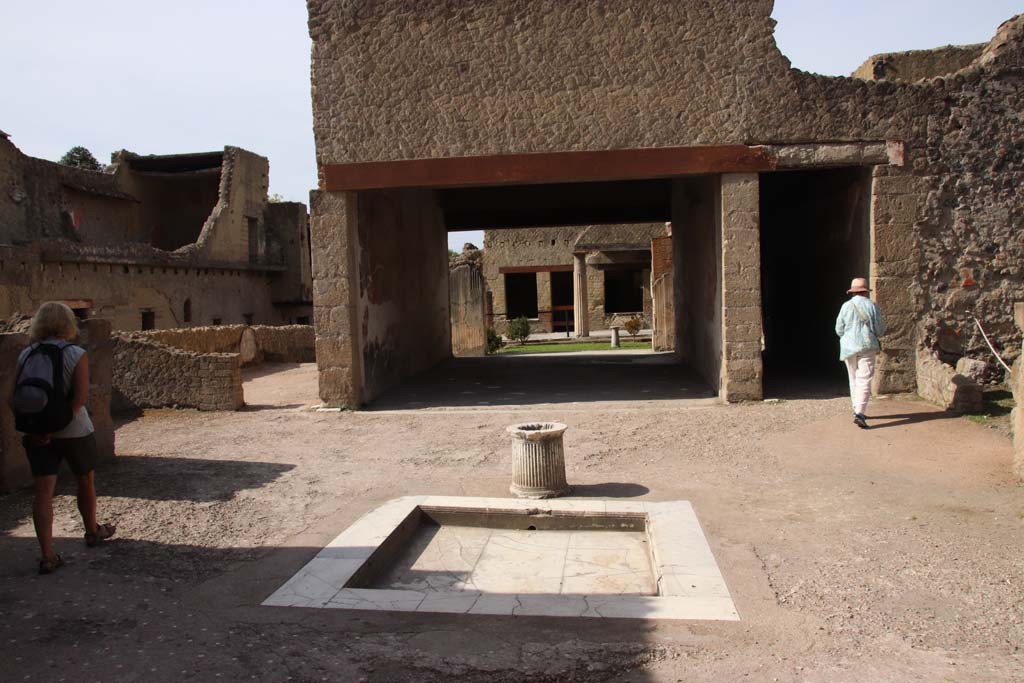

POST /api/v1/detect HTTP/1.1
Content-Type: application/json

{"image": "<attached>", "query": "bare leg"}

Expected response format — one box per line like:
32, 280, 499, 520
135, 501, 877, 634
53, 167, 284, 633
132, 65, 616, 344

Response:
76, 471, 98, 535
32, 475, 58, 561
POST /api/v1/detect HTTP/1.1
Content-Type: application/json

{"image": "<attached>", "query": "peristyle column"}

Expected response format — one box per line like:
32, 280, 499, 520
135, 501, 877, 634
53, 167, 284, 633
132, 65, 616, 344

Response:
573, 253, 590, 338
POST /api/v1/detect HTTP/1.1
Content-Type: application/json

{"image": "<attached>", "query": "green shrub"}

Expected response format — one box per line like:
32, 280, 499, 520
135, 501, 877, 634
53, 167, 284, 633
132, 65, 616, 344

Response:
507, 316, 531, 345
485, 327, 504, 355
623, 316, 643, 338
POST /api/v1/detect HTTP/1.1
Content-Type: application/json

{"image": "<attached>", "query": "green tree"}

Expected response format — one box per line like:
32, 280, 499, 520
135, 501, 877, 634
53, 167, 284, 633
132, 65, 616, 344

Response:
268, 193, 286, 203
448, 249, 459, 261
59, 146, 102, 171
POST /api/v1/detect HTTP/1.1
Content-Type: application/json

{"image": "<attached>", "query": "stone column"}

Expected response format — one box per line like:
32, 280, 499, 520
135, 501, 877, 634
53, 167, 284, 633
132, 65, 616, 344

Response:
310, 191, 363, 408
573, 253, 590, 338
719, 174, 763, 402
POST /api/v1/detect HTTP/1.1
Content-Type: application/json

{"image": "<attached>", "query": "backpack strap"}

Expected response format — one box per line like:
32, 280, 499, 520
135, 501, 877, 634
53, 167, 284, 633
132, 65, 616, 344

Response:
36, 342, 67, 397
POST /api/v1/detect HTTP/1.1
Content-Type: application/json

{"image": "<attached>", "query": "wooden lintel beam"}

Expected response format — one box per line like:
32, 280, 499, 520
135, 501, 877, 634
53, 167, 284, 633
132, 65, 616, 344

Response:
499, 265, 574, 274
322, 145, 777, 191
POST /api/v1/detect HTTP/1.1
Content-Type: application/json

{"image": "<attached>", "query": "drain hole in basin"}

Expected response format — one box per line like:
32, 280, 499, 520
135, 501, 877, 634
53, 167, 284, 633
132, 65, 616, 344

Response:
527, 525, 537, 530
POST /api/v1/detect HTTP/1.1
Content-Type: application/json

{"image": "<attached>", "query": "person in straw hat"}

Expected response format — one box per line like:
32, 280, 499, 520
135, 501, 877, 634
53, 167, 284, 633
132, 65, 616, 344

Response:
835, 277, 886, 429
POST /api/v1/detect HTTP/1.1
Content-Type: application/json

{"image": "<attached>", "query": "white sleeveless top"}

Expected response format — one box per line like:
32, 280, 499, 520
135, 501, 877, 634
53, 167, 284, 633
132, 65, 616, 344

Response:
15, 339, 95, 438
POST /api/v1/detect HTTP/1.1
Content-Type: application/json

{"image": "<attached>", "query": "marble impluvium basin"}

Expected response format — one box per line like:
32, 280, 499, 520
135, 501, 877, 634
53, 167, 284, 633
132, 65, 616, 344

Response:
263, 496, 738, 621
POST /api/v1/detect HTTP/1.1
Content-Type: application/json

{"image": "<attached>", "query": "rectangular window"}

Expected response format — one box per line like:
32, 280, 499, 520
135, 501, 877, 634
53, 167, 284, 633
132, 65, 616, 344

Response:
243, 313, 254, 325
212, 317, 222, 326
141, 310, 155, 330
504, 272, 538, 319
296, 315, 311, 325
604, 267, 644, 314
248, 217, 260, 263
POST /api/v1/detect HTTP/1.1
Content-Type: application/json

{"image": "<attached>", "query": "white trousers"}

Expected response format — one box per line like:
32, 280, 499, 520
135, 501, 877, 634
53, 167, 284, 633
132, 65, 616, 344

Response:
844, 351, 876, 415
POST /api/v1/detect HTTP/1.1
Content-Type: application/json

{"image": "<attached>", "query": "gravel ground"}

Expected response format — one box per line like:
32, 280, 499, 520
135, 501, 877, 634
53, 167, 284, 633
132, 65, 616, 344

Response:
0, 363, 1021, 682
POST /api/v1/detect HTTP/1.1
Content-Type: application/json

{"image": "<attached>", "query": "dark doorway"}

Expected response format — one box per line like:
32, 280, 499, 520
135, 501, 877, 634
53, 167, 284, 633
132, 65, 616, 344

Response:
760, 167, 871, 396
550, 270, 574, 332
504, 272, 538, 319
604, 267, 644, 313
141, 310, 156, 331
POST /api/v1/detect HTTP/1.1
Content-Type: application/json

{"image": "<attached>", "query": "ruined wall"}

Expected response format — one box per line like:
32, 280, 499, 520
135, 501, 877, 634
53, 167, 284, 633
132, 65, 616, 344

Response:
251, 325, 316, 363
192, 148, 270, 264
134, 171, 221, 251
673, 176, 721, 392
358, 189, 450, 402
0, 244, 282, 330
266, 202, 313, 306
309, 3, 1024, 392
449, 261, 487, 356
0, 318, 114, 491
138, 325, 246, 354
915, 348, 984, 413
853, 44, 985, 82
111, 335, 243, 412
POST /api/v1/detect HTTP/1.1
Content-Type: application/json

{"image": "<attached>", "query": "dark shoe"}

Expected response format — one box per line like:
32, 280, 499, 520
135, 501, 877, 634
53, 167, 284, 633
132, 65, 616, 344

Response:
38, 554, 64, 575
85, 522, 116, 547
853, 413, 868, 429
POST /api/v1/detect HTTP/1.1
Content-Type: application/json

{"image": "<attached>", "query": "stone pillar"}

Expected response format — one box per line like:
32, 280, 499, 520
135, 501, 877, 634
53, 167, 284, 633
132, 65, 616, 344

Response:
719, 174, 763, 402
310, 191, 363, 408
869, 168, 924, 394
573, 253, 590, 338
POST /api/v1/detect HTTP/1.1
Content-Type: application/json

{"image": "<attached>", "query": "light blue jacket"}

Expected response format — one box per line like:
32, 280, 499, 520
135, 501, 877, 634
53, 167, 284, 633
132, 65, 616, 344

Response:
835, 296, 885, 361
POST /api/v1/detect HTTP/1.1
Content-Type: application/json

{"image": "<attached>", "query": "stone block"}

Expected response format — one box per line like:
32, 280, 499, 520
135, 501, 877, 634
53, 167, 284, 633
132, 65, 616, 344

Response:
873, 193, 925, 225
872, 173, 927, 196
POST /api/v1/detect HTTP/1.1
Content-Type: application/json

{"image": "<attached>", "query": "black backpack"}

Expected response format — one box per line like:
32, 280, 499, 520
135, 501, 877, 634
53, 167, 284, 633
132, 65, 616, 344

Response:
11, 342, 76, 435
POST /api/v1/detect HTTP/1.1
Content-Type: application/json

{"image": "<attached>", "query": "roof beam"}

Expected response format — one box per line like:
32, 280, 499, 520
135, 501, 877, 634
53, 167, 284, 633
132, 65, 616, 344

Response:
321, 145, 777, 191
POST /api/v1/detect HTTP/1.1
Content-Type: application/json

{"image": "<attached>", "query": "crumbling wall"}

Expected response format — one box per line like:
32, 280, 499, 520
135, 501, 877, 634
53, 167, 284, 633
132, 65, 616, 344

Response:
138, 325, 246, 354
916, 347, 984, 413
192, 147, 270, 263
266, 202, 313, 306
853, 44, 985, 82
0, 318, 115, 491
251, 325, 316, 363
112, 335, 243, 412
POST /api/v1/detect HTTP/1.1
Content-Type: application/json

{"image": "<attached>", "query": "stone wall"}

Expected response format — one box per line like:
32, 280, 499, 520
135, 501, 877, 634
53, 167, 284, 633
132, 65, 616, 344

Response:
251, 325, 316, 363
129, 324, 315, 365
112, 335, 243, 413
915, 347, 984, 413
0, 318, 114, 491
0, 136, 311, 330
1009, 303, 1024, 481
853, 44, 986, 82
308, 3, 1024, 403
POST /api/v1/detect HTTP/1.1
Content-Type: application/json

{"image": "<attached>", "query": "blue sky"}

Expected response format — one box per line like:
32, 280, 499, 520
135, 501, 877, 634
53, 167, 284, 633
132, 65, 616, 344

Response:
1, 1, 1020, 252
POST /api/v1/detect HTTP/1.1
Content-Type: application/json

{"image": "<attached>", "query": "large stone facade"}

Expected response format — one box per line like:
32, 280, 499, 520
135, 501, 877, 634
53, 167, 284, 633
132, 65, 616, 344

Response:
306, 1, 1024, 406
0, 134, 313, 329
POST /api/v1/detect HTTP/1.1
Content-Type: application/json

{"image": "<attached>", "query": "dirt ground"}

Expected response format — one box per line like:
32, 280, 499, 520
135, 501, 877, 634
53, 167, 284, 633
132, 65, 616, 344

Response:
1, 359, 1021, 682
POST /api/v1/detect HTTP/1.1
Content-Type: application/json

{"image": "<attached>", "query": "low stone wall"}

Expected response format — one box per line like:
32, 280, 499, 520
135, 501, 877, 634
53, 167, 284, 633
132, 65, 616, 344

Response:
915, 347, 984, 413
112, 334, 243, 413
251, 325, 315, 363
130, 324, 314, 365
138, 325, 246, 355
0, 318, 115, 491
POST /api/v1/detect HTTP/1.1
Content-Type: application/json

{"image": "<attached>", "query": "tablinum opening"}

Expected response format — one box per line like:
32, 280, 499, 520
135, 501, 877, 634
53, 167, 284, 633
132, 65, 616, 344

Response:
759, 167, 871, 397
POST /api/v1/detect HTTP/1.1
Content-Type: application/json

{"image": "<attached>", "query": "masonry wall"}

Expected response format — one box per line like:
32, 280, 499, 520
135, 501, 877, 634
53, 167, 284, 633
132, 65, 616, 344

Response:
132, 324, 315, 364
192, 148, 270, 263
309, 3, 1024, 393
673, 176, 721, 392
0, 245, 283, 330
251, 325, 316, 363
0, 318, 114, 491
358, 189, 450, 402
111, 335, 243, 413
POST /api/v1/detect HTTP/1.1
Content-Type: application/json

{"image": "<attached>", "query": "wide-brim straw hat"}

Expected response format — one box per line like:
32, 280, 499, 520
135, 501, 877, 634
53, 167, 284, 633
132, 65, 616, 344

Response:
847, 277, 870, 294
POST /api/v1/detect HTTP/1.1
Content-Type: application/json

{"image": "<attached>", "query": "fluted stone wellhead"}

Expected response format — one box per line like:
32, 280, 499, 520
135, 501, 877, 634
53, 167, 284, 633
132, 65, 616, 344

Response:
508, 422, 570, 499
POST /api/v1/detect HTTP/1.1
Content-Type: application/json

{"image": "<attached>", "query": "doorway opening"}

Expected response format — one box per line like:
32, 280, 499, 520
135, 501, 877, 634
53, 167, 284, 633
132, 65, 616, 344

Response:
504, 272, 539, 319
550, 270, 574, 332
759, 167, 871, 396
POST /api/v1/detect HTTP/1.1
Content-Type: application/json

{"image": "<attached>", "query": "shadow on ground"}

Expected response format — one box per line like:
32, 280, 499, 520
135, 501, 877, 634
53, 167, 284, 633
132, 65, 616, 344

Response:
368, 353, 715, 410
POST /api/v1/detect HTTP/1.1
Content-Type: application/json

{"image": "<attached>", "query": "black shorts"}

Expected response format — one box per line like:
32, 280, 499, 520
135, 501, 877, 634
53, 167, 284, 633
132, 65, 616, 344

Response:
22, 433, 98, 477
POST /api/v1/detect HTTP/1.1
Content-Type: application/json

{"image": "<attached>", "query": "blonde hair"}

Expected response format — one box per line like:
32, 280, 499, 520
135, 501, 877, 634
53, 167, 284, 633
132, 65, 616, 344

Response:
29, 302, 78, 342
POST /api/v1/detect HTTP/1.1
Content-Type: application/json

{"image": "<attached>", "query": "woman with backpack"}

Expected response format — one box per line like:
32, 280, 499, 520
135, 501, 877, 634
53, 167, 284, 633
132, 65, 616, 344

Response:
12, 301, 115, 574
835, 278, 886, 429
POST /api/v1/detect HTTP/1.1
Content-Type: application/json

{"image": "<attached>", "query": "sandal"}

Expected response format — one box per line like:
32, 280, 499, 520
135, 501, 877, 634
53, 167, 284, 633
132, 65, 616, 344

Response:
85, 522, 116, 547
38, 554, 64, 575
